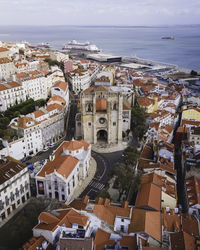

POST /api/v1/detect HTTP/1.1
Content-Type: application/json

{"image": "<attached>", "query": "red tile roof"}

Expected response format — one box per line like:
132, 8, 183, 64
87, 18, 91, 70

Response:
37, 155, 79, 179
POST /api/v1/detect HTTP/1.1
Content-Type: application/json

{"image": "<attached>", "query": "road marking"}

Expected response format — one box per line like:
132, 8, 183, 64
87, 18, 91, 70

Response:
86, 188, 98, 195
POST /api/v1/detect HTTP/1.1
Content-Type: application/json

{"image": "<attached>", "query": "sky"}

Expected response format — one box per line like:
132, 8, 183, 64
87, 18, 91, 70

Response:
0, 0, 200, 26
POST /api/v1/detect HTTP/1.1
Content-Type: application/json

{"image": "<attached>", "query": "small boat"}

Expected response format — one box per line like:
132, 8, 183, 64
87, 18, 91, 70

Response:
161, 37, 175, 40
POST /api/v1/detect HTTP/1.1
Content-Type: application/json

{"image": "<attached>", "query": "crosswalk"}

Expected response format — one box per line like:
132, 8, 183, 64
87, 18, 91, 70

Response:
89, 180, 105, 190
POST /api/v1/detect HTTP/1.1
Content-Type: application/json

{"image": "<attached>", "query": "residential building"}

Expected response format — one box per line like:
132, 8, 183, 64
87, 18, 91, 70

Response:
188, 126, 200, 145
185, 176, 200, 216
0, 58, 15, 81
0, 47, 9, 58
182, 107, 200, 122
68, 69, 91, 94
0, 81, 25, 111
0, 157, 31, 223
15, 70, 52, 101
11, 116, 43, 158
62, 59, 73, 73
51, 81, 69, 108
35, 140, 91, 202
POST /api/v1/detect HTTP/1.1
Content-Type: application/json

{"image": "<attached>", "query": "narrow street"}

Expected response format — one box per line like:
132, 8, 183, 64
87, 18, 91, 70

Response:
65, 100, 77, 140
173, 108, 188, 213
80, 151, 123, 199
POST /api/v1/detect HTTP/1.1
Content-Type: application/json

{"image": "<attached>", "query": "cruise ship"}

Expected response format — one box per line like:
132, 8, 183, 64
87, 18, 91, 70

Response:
62, 40, 101, 52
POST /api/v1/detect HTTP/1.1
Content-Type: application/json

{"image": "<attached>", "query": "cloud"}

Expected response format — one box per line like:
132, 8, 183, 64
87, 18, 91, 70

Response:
0, 0, 199, 25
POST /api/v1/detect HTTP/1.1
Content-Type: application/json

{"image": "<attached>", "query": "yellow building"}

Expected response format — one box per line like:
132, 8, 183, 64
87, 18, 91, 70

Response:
137, 96, 158, 113
182, 107, 200, 122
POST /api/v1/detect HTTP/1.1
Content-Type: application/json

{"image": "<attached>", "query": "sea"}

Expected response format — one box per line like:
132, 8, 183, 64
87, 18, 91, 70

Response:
0, 25, 200, 71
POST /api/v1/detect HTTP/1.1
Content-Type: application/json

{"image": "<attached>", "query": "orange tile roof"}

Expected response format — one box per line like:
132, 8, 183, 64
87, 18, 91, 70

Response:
17, 116, 38, 129
182, 214, 199, 237
53, 81, 68, 92
16, 72, 29, 79
48, 95, 66, 104
39, 212, 60, 224
0, 47, 9, 52
129, 208, 162, 242
137, 97, 153, 107
182, 119, 200, 127
35, 208, 89, 233
134, 79, 146, 86
135, 183, 161, 211
33, 110, 45, 118
46, 103, 63, 112
94, 229, 137, 250
84, 86, 94, 93
54, 140, 90, 158
37, 155, 78, 179
7, 81, 21, 88
94, 229, 114, 250
149, 122, 160, 130
163, 212, 181, 232
170, 231, 196, 250
0, 57, 11, 64
141, 85, 156, 92
0, 84, 8, 91
22, 236, 46, 250
141, 172, 164, 187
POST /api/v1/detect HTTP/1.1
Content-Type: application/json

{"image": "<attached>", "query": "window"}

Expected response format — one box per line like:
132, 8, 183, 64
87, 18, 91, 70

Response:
88, 122, 91, 126
113, 122, 116, 126
121, 218, 124, 222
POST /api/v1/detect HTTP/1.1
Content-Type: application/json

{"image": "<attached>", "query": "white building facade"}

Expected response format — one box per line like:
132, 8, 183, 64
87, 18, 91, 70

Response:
0, 157, 31, 223
35, 140, 91, 202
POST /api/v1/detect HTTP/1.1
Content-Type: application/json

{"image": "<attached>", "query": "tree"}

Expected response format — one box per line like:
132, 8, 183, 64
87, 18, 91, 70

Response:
44, 58, 61, 67
19, 49, 24, 55
191, 70, 198, 76
114, 162, 135, 201
123, 146, 139, 166
14, 111, 20, 117
35, 99, 46, 107
131, 105, 147, 140
97, 189, 110, 199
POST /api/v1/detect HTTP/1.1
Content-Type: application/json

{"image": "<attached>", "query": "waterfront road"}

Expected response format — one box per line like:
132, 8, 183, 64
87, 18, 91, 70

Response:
79, 150, 123, 199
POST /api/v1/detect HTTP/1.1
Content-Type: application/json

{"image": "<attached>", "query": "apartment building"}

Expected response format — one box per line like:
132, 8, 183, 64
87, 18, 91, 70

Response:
0, 81, 25, 111
0, 58, 15, 81
0, 157, 31, 223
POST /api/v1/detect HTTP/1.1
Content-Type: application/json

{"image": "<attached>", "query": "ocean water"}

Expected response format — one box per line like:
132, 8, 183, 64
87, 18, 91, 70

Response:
0, 25, 200, 70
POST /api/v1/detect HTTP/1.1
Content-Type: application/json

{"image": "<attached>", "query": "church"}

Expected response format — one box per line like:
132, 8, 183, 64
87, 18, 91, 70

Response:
75, 85, 131, 145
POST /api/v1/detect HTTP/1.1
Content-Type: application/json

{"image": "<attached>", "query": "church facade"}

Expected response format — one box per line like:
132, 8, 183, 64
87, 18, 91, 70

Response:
75, 86, 131, 145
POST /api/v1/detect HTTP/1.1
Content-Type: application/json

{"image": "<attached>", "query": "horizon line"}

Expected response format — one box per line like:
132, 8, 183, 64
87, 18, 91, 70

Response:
0, 24, 200, 27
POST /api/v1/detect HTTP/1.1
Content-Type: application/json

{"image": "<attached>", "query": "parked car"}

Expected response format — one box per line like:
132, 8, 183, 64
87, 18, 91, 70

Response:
49, 144, 55, 148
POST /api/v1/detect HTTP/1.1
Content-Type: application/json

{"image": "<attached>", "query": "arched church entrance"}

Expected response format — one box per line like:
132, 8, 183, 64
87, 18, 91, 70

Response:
97, 130, 107, 142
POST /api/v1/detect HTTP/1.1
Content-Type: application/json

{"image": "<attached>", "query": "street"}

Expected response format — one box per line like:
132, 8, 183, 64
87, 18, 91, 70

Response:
80, 150, 123, 199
